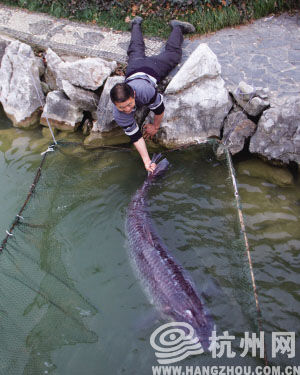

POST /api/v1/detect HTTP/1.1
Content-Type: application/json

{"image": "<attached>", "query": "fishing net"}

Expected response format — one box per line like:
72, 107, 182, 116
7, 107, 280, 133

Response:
0, 143, 98, 375
0, 138, 263, 374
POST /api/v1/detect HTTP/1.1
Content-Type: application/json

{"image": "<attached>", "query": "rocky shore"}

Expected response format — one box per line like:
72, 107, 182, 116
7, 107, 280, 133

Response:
0, 7, 299, 187
0, 37, 299, 168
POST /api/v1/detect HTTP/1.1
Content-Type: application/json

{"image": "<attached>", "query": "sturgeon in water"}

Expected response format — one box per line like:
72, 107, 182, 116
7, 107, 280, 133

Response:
126, 154, 214, 350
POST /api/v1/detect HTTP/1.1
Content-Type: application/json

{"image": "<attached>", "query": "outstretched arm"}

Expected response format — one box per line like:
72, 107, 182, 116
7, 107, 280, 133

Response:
133, 137, 156, 172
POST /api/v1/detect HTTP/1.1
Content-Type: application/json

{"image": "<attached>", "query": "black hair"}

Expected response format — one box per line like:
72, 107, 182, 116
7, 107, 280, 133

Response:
110, 83, 134, 104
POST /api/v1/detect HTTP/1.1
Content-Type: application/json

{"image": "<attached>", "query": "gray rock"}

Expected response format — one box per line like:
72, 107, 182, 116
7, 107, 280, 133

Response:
40, 91, 83, 132
165, 43, 221, 94
59, 57, 117, 90
44, 48, 62, 90
235, 81, 255, 101
248, 97, 270, 116
232, 81, 270, 116
223, 109, 248, 140
45, 48, 117, 91
255, 87, 270, 99
222, 110, 256, 154
249, 96, 300, 164
0, 40, 44, 128
61, 80, 99, 112
91, 76, 123, 133
147, 43, 232, 147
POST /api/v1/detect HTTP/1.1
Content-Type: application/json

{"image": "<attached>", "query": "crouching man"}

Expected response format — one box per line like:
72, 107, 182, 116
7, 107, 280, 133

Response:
110, 17, 195, 172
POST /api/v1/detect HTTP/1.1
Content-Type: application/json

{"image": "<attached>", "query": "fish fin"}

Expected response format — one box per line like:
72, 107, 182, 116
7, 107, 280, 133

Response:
151, 153, 162, 164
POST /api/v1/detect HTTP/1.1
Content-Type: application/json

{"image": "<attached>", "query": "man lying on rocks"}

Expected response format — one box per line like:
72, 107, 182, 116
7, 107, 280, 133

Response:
110, 17, 195, 173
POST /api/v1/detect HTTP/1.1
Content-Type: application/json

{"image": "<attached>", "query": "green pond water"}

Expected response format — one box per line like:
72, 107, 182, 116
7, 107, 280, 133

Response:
0, 111, 299, 374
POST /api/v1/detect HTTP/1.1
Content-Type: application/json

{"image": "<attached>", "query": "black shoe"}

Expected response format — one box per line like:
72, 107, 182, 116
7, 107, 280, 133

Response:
169, 20, 195, 34
128, 16, 143, 30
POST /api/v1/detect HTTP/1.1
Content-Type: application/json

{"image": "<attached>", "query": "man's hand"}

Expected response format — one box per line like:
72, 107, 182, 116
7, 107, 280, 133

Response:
144, 161, 156, 173
143, 123, 159, 140
132, 137, 156, 173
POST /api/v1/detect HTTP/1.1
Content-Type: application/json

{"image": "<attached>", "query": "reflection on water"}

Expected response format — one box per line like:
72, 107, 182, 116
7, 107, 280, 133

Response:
0, 116, 299, 373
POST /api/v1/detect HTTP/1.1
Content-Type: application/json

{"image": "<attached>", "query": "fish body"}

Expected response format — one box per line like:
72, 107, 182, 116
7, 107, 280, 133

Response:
126, 155, 214, 350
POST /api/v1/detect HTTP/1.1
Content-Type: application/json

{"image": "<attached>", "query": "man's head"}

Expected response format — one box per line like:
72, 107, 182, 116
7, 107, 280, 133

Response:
110, 83, 136, 114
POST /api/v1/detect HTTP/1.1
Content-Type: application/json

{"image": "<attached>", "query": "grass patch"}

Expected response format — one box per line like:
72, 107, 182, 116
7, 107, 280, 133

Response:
188, 6, 242, 35
0, 0, 298, 38
252, 0, 296, 19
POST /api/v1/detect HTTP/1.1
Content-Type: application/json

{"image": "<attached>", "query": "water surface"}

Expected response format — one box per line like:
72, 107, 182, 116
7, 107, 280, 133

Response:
0, 114, 299, 374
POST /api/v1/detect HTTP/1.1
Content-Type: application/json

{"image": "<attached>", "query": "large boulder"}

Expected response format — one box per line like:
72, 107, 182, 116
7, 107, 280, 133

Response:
40, 91, 83, 132
44, 48, 61, 90
150, 43, 232, 147
249, 96, 300, 165
0, 41, 45, 128
61, 80, 99, 112
44, 48, 117, 90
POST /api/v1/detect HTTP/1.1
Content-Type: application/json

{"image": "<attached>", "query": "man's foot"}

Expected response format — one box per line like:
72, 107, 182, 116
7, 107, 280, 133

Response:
125, 16, 143, 30
169, 20, 195, 34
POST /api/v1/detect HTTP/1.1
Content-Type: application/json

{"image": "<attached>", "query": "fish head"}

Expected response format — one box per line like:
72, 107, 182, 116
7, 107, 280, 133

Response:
169, 305, 214, 351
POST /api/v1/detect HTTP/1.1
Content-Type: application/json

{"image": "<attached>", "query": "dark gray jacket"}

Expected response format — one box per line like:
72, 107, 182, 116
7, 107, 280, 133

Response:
113, 73, 164, 142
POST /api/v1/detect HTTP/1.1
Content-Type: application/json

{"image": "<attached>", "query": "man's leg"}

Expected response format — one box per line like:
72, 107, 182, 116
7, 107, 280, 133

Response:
126, 17, 145, 66
147, 21, 195, 82
146, 26, 183, 82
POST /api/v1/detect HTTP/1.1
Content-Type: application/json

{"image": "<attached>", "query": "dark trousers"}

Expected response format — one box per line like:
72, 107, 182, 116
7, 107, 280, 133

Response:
126, 24, 183, 82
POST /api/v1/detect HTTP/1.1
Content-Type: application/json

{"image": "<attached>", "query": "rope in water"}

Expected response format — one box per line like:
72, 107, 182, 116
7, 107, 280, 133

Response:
225, 147, 268, 365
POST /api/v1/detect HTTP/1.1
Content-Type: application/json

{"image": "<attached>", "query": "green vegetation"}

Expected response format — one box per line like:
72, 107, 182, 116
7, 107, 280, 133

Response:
0, 0, 298, 38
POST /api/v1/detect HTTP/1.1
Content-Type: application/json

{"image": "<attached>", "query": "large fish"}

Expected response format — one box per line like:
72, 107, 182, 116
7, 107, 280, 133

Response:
126, 154, 214, 350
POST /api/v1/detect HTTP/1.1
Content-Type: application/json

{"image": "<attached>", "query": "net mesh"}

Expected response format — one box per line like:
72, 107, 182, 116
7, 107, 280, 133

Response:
0, 139, 262, 374
0, 143, 103, 374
